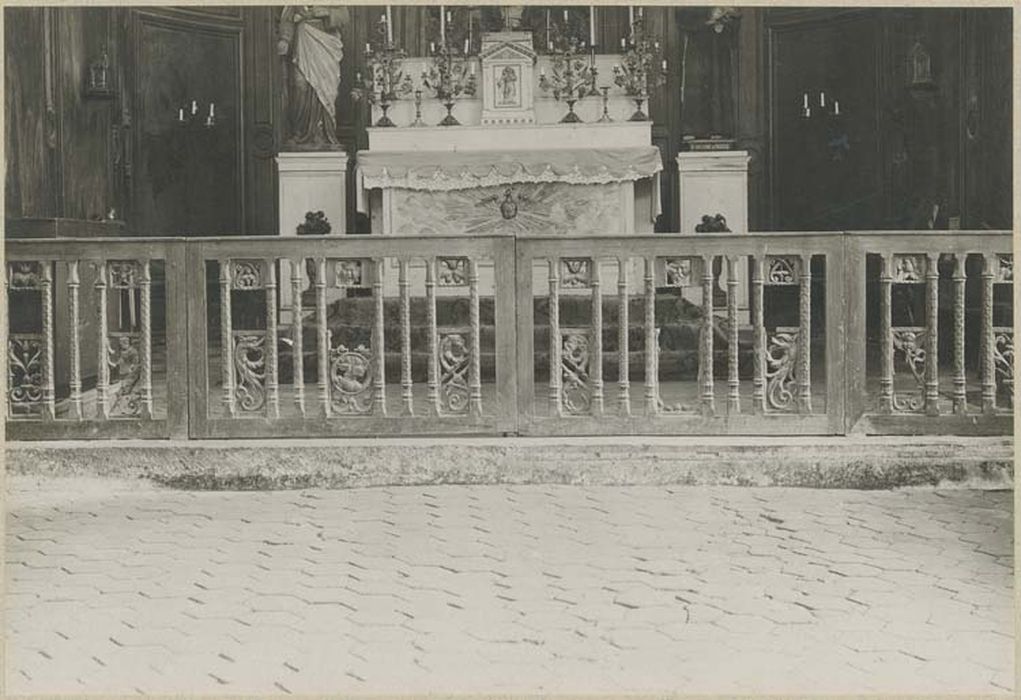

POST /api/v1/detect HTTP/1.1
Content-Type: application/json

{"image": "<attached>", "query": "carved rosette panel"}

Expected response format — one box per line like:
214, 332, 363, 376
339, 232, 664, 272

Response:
892, 254, 926, 284
7, 335, 44, 417
233, 332, 267, 413
107, 332, 143, 417
993, 328, 1013, 406
765, 256, 799, 286
891, 327, 927, 412
765, 327, 799, 412
662, 257, 698, 288
560, 329, 592, 415
329, 343, 373, 415
231, 260, 265, 290
7, 262, 43, 290
437, 257, 469, 287
560, 258, 592, 289
996, 255, 1013, 283
439, 331, 471, 415
332, 259, 367, 288
108, 260, 140, 289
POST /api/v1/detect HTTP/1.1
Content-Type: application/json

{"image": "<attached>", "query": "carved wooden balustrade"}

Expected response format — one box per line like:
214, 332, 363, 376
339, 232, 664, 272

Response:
4, 231, 1012, 440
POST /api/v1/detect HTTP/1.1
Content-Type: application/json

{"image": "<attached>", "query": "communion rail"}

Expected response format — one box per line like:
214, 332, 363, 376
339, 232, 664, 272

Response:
5, 231, 1012, 441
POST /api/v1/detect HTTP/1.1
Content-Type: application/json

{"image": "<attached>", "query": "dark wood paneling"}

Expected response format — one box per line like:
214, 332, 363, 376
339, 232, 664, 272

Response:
4, 8, 54, 218
56, 7, 117, 222
243, 7, 279, 235
129, 10, 242, 235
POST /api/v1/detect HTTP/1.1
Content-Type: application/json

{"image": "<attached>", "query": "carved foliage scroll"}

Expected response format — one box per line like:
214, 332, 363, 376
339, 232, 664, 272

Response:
560, 328, 591, 415
437, 257, 469, 287
891, 327, 927, 412
765, 256, 799, 285
233, 332, 267, 413
765, 327, 799, 412
330, 342, 374, 415
439, 330, 471, 415
560, 258, 592, 289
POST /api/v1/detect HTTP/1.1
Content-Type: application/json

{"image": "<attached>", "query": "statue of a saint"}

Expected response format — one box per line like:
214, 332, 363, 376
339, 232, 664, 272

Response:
497, 66, 517, 105
278, 6, 347, 149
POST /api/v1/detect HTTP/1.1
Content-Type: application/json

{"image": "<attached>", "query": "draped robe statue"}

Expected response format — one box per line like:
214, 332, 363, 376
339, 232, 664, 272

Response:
277, 6, 347, 149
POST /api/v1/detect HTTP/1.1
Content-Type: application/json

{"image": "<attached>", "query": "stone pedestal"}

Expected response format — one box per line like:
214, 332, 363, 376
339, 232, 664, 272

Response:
676, 150, 751, 315
676, 150, 749, 233
276, 151, 349, 315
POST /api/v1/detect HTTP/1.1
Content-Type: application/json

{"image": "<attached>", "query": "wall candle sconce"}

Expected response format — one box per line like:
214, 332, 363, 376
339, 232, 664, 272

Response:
176, 101, 217, 128
800, 91, 841, 119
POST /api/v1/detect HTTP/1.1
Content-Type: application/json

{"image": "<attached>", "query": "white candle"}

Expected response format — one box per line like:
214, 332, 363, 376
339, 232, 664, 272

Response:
820, 91, 826, 108
563, 9, 568, 22
637, 7, 643, 18
178, 108, 184, 121
209, 102, 215, 117
834, 100, 840, 116
802, 92, 808, 109
365, 42, 371, 54
440, 6, 445, 43
429, 41, 435, 54
470, 62, 475, 75
620, 37, 626, 50
629, 6, 634, 25
661, 59, 667, 71
385, 7, 393, 43
464, 38, 468, 54
191, 100, 197, 115
590, 6, 596, 47
546, 10, 550, 48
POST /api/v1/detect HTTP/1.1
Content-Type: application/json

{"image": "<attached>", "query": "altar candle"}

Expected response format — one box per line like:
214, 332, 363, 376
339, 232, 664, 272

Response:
661, 59, 667, 71
629, 6, 634, 26
563, 9, 568, 22
440, 6, 445, 43
365, 42, 371, 54
178, 107, 184, 122
546, 10, 550, 48
384, 7, 393, 43
620, 37, 626, 50
802, 93, 808, 109
470, 62, 476, 76
191, 100, 197, 115
209, 102, 215, 118
590, 6, 596, 47
834, 100, 840, 116
637, 7, 643, 18
464, 38, 469, 54
820, 91, 826, 108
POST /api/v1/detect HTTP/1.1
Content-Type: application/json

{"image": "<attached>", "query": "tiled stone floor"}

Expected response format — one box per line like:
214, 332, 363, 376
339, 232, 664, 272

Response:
5, 476, 1014, 695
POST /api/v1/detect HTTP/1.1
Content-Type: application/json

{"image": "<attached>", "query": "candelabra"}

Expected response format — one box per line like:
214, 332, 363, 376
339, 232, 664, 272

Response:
613, 17, 667, 122
351, 26, 414, 128
175, 99, 216, 128
799, 91, 841, 119
422, 41, 477, 127
539, 35, 598, 123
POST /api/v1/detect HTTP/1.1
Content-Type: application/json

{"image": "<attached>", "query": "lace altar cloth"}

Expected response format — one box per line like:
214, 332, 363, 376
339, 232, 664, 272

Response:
356, 146, 663, 218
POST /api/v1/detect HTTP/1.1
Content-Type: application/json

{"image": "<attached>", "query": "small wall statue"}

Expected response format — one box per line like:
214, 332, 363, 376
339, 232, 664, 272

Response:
695, 213, 731, 232
278, 6, 347, 149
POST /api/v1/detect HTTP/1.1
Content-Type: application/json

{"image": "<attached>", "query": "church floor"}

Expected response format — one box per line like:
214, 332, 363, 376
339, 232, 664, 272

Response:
6, 476, 1013, 696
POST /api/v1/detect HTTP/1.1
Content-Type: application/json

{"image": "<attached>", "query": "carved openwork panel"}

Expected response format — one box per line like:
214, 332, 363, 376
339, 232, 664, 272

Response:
765, 256, 799, 286
660, 257, 700, 288
560, 258, 592, 289
330, 259, 368, 288
231, 260, 265, 290
996, 255, 1013, 283
765, 327, 799, 412
233, 332, 267, 413
7, 262, 43, 290
437, 257, 469, 287
7, 334, 44, 417
993, 327, 1013, 407
560, 328, 592, 415
108, 260, 141, 289
439, 329, 471, 415
329, 342, 373, 415
892, 254, 926, 283
891, 326, 927, 413
106, 332, 143, 417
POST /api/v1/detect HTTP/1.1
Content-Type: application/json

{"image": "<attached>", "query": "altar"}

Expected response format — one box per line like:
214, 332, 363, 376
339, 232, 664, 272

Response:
354, 32, 663, 240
